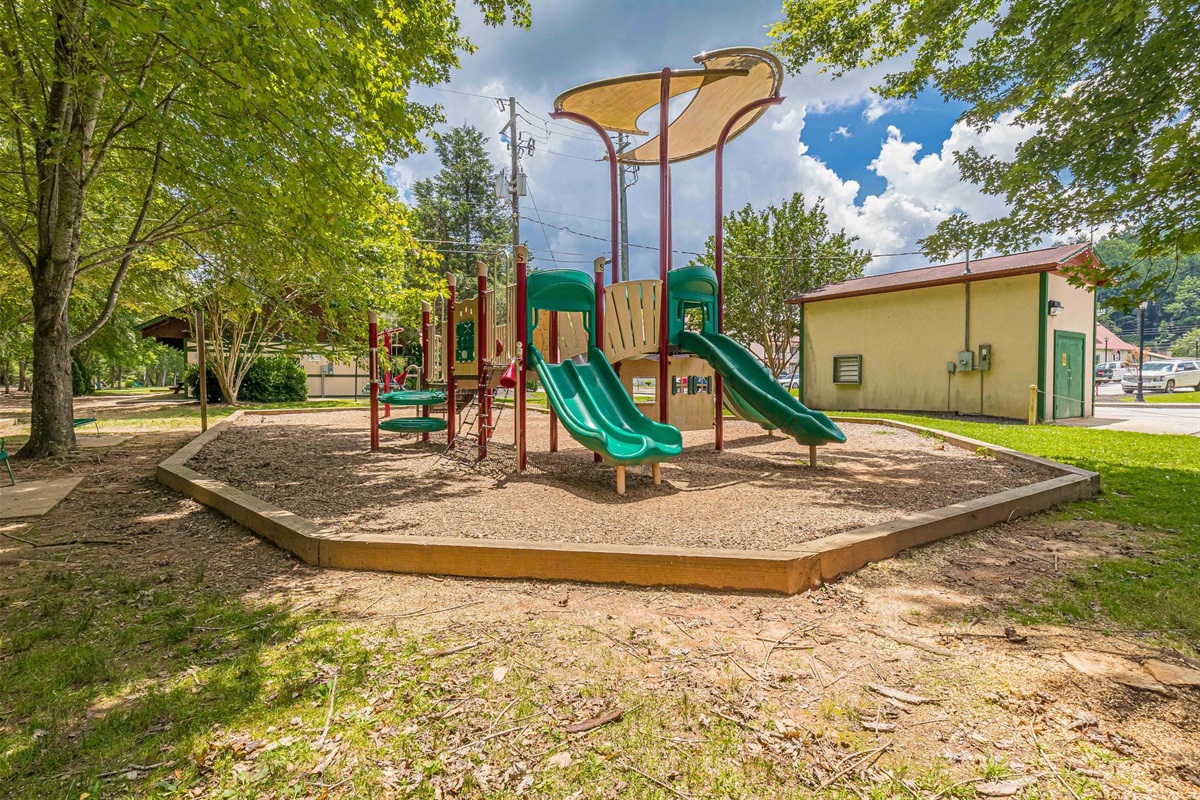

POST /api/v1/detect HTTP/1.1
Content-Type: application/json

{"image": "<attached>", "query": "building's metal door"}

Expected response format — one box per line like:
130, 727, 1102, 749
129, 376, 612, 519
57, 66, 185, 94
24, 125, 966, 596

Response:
1053, 331, 1086, 418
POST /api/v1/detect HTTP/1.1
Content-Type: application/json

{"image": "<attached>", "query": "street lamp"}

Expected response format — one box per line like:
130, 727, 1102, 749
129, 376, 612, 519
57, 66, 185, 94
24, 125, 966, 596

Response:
1135, 301, 1148, 403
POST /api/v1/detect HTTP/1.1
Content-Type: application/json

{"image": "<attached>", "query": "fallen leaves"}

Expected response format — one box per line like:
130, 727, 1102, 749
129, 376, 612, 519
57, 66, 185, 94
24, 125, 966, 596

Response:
976, 776, 1038, 796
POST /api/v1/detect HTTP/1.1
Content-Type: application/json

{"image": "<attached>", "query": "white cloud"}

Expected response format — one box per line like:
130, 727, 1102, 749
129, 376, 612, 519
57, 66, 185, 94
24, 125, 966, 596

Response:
770, 112, 1034, 272
829, 126, 851, 140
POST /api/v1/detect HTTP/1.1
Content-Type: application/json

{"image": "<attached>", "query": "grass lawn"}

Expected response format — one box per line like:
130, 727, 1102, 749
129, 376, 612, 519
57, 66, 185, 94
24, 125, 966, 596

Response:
836, 412, 1200, 641
1146, 390, 1200, 402
93, 387, 175, 396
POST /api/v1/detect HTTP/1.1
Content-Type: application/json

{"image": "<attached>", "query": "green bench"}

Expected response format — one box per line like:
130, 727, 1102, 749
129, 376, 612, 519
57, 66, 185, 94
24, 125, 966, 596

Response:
1, 438, 13, 487
74, 417, 100, 436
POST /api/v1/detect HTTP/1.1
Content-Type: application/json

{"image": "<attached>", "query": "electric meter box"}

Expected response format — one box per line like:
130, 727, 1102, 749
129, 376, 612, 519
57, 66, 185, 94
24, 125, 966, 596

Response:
956, 350, 975, 372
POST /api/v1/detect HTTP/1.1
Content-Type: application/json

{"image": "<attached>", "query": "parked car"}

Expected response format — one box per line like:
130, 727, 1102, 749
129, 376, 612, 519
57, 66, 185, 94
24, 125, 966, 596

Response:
1095, 361, 1127, 383
1121, 360, 1200, 393
776, 371, 797, 388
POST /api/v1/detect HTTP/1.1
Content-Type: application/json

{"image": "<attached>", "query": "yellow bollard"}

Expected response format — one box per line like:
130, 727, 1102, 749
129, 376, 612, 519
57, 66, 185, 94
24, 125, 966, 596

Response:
1028, 384, 1038, 426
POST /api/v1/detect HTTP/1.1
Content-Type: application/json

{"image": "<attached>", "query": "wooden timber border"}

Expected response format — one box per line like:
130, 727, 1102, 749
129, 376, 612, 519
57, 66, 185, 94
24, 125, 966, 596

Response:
157, 410, 1099, 594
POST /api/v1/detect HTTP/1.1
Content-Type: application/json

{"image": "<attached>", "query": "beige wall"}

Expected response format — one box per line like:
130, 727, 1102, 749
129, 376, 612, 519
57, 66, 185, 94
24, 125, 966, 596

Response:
1044, 273, 1096, 419
187, 346, 367, 399
619, 354, 715, 431
801, 274, 1046, 419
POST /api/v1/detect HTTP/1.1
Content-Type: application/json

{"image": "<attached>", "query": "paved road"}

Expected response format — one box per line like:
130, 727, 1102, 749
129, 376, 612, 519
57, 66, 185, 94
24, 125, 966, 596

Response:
1062, 384, 1200, 435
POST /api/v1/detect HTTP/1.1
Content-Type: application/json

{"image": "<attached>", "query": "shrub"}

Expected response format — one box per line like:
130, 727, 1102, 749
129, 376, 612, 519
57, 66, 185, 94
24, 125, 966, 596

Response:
71, 357, 95, 396
238, 355, 308, 403
183, 364, 222, 403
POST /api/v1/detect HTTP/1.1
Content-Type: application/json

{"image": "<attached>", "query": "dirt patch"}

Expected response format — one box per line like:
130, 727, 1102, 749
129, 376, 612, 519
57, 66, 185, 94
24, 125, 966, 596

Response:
187, 410, 1049, 550
2, 420, 1197, 798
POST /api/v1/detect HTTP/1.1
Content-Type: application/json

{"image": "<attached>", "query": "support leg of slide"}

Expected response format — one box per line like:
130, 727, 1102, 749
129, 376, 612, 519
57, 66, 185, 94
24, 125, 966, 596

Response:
616, 465, 626, 496
652, 463, 661, 486
809, 445, 817, 467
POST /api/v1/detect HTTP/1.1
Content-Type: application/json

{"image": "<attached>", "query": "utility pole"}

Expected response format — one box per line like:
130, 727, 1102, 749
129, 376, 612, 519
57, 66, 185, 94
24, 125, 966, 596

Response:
505, 96, 520, 257
617, 133, 633, 281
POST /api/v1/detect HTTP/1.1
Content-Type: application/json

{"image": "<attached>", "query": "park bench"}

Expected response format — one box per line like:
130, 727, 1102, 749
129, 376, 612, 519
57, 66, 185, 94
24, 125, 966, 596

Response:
1, 438, 13, 486
74, 418, 100, 436
170, 383, 186, 394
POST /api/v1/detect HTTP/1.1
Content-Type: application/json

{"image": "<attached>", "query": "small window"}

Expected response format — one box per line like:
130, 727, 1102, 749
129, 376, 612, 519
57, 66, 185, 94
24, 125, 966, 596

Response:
833, 355, 862, 385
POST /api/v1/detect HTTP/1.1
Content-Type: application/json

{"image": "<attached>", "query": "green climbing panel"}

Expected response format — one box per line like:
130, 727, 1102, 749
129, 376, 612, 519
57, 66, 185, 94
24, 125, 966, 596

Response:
378, 417, 447, 433
455, 320, 475, 363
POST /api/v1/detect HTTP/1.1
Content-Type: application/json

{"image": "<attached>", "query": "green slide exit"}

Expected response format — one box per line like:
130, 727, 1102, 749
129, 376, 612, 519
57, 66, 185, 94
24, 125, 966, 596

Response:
528, 345, 683, 466
677, 330, 846, 446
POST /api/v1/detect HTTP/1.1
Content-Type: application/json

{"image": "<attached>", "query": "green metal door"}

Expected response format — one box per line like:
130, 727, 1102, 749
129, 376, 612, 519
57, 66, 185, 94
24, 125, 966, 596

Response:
1053, 331, 1086, 419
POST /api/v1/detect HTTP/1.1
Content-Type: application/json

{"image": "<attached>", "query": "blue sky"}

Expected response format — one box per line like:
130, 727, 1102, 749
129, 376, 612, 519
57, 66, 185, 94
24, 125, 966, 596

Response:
396, 0, 1024, 277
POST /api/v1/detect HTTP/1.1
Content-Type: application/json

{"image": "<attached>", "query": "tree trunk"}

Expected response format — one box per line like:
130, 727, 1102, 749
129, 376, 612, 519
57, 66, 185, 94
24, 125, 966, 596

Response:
18, 360, 28, 392
21, 273, 77, 456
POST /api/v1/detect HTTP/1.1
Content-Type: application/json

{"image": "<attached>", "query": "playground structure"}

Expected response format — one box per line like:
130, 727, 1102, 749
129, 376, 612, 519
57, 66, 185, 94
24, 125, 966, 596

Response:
369, 47, 846, 494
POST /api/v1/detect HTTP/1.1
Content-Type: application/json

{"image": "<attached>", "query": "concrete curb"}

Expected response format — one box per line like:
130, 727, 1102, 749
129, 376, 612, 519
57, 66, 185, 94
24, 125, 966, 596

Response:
157, 411, 1099, 594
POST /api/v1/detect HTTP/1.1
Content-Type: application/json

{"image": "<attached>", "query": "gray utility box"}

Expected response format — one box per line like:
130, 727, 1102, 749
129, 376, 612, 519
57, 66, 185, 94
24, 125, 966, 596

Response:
956, 350, 975, 372
978, 344, 992, 371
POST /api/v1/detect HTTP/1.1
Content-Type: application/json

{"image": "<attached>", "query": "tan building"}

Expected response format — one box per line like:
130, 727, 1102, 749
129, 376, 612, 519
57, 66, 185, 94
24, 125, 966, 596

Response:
141, 313, 369, 399
788, 244, 1099, 421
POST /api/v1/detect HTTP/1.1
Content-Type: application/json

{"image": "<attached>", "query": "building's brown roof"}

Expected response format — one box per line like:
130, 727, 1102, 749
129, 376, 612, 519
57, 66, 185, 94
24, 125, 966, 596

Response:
789, 243, 1096, 305
1094, 322, 1137, 352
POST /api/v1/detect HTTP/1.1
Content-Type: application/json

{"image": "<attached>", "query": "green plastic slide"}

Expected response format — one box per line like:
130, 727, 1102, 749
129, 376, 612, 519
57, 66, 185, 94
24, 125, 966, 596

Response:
678, 330, 846, 445
528, 344, 682, 466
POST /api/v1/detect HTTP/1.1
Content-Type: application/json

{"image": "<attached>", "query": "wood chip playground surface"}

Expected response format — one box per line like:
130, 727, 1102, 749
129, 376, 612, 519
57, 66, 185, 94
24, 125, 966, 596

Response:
186, 410, 1049, 551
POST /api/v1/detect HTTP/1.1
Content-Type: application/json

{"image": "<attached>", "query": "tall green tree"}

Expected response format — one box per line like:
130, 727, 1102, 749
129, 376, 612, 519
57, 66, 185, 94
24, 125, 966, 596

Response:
770, 0, 1199, 309
411, 124, 511, 289
692, 193, 869, 376
1, 0, 529, 457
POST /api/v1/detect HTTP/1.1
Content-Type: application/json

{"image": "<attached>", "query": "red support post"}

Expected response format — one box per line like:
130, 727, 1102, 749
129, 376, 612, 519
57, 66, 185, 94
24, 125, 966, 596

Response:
548, 311, 558, 453
368, 311, 379, 451
446, 273, 457, 449
713, 95, 784, 451
477, 262, 488, 460
658, 67, 672, 425
382, 329, 391, 418
515, 245, 528, 471
421, 302, 431, 444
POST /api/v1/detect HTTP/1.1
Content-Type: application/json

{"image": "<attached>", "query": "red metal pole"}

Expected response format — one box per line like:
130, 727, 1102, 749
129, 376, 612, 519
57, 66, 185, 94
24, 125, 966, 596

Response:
515, 245, 528, 471
368, 311, 379, 451
477, 262, 488, 460
713, 95, 784, 451
446, 273, 457, 450
658, 67, 672, 425
548, 110, 619, 284
382, 329, 391, 418
421, 301, 431, 444
548, 311, 558, 453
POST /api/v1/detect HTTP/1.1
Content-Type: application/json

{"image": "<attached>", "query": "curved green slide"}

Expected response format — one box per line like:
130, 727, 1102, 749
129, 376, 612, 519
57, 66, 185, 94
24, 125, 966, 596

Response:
528, 345, 682, 466
677, 330, 846, 445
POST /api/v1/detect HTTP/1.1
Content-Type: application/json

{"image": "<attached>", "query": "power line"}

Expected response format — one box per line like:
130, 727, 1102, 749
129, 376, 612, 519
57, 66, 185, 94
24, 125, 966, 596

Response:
423, 86, 505, 102
540, 148, 601, 162
525, 186, 560, 268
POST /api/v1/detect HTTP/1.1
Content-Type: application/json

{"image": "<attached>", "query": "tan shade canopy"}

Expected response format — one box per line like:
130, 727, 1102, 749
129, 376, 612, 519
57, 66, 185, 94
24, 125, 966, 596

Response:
552, 47, 783, 165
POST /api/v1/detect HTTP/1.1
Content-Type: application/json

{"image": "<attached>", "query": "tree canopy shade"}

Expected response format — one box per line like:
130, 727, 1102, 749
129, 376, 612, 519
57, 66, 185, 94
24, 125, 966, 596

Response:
0, 0, 530, 456
770, 0, 1200, 309
692, 193, 869, 377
